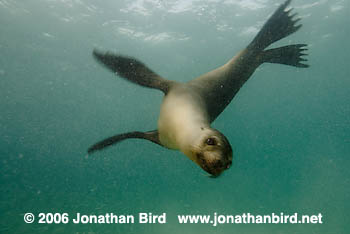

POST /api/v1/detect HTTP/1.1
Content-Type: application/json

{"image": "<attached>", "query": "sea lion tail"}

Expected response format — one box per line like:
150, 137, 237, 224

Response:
248, 0, 300, 51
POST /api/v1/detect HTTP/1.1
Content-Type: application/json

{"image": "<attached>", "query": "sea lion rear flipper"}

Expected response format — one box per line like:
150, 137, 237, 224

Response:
262, 44, 309, 68
248, 0, 300, 51
87, 130, 162, 154
247, 0, 309, 68
190, 0, 309, 122
93, 50, 175, 94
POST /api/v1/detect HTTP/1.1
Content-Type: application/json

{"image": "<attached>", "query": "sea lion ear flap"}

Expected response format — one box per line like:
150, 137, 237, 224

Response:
87, 130, 163, 154
93, 50, 175, 94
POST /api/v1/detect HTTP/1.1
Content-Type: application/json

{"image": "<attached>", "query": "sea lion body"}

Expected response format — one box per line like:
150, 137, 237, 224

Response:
158, 83, 233, 174
88, 0, 308, 177
158, 83, 209, 150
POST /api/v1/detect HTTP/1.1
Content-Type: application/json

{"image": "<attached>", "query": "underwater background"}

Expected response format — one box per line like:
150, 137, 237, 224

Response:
1, 0, 349, 233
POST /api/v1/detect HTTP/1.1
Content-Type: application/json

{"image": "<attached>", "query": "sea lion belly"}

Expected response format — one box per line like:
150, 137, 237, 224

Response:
158, 84, 209, 150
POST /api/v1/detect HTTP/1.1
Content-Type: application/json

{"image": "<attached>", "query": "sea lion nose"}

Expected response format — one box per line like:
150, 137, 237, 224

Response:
212, 159, 231, 172
208, 162, 228, 177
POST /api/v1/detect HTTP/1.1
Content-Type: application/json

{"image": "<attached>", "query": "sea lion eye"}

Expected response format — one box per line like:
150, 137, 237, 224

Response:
206, 138, 216, 145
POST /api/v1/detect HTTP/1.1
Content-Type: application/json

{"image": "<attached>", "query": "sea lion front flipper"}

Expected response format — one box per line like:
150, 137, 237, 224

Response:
93, 50, 175, 94
87, 130, 162, 154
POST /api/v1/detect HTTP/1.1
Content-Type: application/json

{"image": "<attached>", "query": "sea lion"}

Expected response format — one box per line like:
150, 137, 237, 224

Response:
88, 0, 308, 177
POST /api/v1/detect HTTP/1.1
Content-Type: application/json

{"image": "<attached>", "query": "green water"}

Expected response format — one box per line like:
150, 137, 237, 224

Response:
1, 0, 349, 233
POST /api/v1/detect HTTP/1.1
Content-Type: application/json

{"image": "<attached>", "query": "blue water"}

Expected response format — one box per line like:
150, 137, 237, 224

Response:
1, 0, 349, 233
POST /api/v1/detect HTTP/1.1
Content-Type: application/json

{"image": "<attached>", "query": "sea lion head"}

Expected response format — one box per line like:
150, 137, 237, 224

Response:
188, 128, 233, 177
